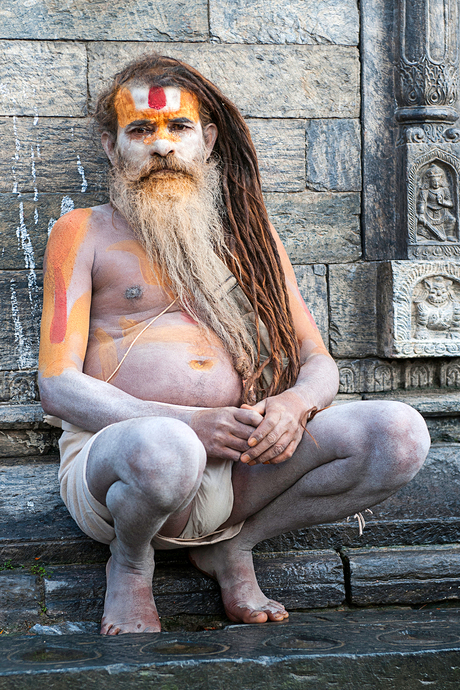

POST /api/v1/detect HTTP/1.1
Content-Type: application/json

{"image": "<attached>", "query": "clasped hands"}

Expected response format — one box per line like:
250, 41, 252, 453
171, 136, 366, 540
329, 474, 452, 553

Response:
190, 390, 317, 466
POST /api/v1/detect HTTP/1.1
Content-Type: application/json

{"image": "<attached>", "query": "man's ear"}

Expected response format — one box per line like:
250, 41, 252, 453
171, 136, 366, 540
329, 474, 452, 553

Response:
203, 123, 218, 158
101, 131, 116, 165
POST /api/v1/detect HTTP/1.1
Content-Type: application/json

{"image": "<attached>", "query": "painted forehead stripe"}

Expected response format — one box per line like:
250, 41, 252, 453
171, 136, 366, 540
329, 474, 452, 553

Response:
148, 86, 167, 110
114, 86, 198, 128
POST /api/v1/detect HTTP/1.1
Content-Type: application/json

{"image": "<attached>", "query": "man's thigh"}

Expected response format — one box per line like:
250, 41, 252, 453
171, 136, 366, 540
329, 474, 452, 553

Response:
225, 399, 429, 525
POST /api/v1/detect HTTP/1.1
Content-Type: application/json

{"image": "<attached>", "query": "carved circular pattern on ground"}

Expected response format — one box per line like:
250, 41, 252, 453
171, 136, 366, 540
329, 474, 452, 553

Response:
264, 633, 345, 651
8, 645, 102, 664
377, 626, 460, 647
140, 639, 230, 656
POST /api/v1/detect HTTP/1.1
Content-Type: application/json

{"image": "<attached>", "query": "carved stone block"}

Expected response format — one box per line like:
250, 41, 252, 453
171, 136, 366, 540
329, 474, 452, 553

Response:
440, 359, 460, 388
380, 261, 460, 358
337, 359, 402, 394
406, 143, 460, 260
0, 371, 38, 403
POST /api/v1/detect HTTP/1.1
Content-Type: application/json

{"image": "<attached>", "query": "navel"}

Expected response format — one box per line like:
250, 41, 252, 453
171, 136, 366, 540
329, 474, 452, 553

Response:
125, 285, 143, 300
189, 359, 215, 371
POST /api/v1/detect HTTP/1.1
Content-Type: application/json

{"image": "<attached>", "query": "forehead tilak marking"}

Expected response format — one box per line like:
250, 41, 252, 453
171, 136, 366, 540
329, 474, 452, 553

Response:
114, 86, 199, 128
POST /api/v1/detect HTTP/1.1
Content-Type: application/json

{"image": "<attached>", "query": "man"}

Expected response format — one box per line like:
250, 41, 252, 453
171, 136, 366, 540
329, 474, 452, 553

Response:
39, 54, 430, 635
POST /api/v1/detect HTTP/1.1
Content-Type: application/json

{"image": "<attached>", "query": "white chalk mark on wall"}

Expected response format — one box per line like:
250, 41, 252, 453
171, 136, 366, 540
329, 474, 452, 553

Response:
47, 195, 75, 236
60, 196, 75, 216
16, 201, 40, 330
11, 116, 21, 195
10, 279, 35, 369
76, 155, 88, 193
30, 146, 38, 201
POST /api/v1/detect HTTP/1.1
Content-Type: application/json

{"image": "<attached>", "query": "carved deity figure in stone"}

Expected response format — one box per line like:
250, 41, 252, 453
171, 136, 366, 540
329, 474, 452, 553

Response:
415, 276, 460, 339
416, 164, 457, 242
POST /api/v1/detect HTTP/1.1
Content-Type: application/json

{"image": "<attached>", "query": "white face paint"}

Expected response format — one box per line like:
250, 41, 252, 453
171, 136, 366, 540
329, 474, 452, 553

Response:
106, 84, 215, 170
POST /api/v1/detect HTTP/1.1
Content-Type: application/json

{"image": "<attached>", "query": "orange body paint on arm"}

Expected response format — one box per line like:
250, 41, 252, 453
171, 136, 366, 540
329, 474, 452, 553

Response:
39, 209, 92, 378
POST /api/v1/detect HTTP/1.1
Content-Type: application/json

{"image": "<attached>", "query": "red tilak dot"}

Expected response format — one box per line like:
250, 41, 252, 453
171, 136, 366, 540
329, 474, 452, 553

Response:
148, 86, 167, 110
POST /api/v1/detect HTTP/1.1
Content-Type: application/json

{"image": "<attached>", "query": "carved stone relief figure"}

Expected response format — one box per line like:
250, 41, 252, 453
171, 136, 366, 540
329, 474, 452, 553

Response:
413, 275, 460, 339
416, 163, 457, 242
440, 361, 460, 387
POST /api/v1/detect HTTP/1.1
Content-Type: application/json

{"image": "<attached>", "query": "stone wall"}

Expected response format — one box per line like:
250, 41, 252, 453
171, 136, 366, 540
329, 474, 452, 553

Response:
0, 0, 458, 401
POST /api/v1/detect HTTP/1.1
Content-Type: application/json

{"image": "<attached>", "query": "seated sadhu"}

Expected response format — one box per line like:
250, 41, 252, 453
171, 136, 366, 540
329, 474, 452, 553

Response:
39, 54, 431, 635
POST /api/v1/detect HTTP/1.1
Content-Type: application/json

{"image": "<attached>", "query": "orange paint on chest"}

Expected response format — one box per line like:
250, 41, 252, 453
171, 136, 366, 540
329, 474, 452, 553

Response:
107, 240, 166, 288
94, 328, 119, 382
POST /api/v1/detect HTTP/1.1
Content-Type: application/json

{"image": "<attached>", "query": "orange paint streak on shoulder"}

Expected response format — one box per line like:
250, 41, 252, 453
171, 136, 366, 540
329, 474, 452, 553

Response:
189, 359, 215, 371
39, 290, 91, 378
107, 240, 160, 285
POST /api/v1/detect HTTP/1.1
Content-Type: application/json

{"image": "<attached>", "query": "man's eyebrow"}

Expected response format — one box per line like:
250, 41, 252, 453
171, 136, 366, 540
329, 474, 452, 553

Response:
169, 117, 195, 124
126, 119, 154, 128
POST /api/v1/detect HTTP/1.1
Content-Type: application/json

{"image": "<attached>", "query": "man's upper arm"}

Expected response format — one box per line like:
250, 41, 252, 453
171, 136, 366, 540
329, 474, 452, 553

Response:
39, 209, 94, 380
268, 222, 331, 362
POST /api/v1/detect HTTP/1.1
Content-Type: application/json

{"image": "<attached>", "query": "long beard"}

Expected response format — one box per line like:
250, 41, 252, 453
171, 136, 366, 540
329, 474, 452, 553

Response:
109, 150, 254, 378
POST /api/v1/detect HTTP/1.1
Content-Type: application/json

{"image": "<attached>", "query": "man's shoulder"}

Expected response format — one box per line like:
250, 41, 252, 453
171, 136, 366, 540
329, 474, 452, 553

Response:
47, 204, 112, 243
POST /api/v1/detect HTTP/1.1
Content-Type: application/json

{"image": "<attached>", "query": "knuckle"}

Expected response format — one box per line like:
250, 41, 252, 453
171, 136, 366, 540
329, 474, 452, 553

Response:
267, 432, 278, 445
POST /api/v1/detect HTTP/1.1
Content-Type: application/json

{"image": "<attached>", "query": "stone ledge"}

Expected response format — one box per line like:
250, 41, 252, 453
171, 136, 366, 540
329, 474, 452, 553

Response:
344, 544, 460, 606
0, 609, 460, 689
0, 551, 345, 625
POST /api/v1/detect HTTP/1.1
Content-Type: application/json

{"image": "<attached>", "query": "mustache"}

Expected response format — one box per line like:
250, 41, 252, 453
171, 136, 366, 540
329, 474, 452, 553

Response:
113, 150, 204, 184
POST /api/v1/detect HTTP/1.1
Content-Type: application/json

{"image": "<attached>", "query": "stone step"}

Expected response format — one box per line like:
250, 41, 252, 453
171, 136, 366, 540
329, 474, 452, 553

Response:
0, 609, 459, 689
2, 544, 459, 630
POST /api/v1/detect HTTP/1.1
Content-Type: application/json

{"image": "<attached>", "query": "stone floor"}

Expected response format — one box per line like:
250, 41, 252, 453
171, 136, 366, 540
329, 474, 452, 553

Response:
0, 608, 459, 689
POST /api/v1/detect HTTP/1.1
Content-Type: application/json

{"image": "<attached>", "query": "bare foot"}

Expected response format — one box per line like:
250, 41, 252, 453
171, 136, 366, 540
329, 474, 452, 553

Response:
189, 541, 288, 624
100, 555, 161, 635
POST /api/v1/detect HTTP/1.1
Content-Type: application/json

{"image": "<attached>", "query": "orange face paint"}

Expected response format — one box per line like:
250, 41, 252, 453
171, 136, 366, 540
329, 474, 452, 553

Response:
114, 85, 200, 136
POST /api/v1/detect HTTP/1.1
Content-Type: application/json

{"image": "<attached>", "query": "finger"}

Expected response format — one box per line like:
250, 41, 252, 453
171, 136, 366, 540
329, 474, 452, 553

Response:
245, 432, 297, 465
234, 407, 264, 428
269, 439, 300, 464
225, 435, 255, 453
231, 420, 263, 441
246, 411, 281, 450
241, 400, 266, 415
241, 422, 283, 463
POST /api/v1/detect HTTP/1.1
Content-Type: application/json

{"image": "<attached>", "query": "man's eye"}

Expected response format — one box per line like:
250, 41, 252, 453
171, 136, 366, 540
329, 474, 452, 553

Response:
170, 123, 188, 131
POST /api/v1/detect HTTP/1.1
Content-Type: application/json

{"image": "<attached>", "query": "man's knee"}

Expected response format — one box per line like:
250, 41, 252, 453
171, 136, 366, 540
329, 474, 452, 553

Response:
368, 401, 430, 487
116, 417, 206, 502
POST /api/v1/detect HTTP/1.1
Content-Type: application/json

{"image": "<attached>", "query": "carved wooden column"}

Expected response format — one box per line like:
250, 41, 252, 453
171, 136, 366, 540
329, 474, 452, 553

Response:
380, 0, 460, 359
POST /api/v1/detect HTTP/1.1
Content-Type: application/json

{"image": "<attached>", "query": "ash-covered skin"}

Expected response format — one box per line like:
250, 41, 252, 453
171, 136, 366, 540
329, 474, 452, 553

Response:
38, 82, 431, 636
125, 285, 143, 300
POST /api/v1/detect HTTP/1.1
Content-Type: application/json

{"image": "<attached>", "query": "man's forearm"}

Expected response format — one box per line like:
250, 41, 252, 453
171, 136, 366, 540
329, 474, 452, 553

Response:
39, 369, 205, 432
290, 354, 340, 414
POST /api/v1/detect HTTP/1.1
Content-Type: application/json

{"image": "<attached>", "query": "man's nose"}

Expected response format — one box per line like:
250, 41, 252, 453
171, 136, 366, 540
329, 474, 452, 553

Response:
149, 138, 175, 157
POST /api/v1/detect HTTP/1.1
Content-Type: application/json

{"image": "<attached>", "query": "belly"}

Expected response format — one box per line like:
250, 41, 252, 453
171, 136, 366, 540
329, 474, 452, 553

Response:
83, 320, 243, 408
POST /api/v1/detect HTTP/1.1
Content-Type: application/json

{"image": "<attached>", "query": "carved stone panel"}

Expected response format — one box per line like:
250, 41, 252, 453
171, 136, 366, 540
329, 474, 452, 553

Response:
440, 359, 460, 387
407, 146, 460, 259
380, 261, 460, 358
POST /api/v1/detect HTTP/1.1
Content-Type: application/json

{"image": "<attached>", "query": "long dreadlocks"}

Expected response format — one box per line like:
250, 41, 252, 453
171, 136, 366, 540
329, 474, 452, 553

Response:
93, 53, 301, 403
